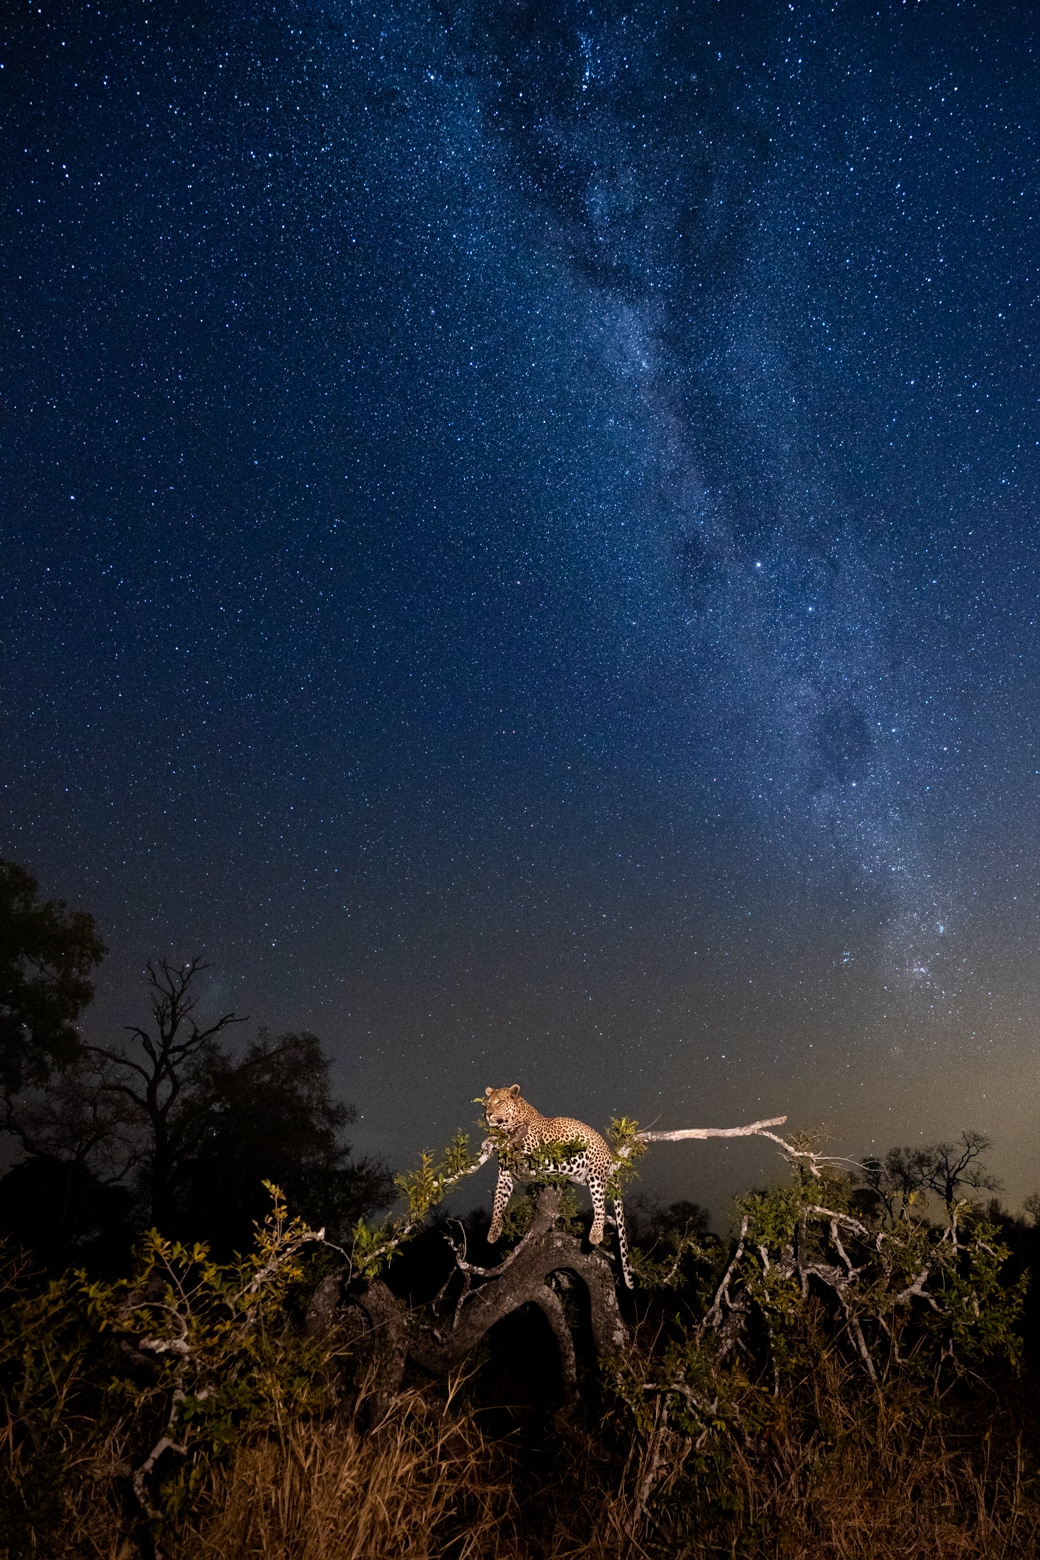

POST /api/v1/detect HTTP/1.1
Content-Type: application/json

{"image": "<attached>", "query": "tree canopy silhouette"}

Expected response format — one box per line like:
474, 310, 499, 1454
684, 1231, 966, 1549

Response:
0, 953, 392, 1265
0, 858, 105, 1096
172, 1028, 395, 1254
85, 957, 246, 1230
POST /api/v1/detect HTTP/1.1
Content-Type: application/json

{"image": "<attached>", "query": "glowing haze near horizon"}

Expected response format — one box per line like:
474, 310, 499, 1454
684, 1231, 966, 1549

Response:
2, 0, 1040, 1218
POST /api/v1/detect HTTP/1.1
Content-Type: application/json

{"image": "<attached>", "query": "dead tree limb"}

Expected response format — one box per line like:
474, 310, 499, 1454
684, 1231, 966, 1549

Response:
624, 1113, 860, 1180
628, 1113, 788, 1148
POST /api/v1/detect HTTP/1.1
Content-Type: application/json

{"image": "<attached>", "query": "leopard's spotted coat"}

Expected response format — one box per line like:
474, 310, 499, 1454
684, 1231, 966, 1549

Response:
483, 1084, 634, 1289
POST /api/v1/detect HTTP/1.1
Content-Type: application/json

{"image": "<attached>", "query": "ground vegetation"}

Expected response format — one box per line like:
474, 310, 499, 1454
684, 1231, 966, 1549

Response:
2, 1117, 1040, 1559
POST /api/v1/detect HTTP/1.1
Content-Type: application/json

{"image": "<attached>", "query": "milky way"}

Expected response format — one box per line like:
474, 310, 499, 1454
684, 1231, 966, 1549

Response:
453, 1, 992, 997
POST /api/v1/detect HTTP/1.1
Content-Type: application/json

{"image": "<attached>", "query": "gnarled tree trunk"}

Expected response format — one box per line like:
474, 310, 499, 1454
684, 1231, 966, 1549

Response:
316, 1189, 629, 1413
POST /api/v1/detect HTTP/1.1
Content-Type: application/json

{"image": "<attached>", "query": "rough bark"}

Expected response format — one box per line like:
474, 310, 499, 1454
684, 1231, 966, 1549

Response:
304, 1271, 343, 1338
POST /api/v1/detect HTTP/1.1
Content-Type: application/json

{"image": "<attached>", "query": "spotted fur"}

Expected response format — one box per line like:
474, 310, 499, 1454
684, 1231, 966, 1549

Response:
483, 1084, 634, 1289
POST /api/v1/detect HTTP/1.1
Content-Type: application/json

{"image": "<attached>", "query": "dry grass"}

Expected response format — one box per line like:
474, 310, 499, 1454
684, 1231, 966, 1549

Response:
179, 1371, 1040, 1560
737, 1418, 1039, 1559
183, 1381, 633, 1560
188, 1382, 515, 1560
12, 1362, 1040, 1559
641, 1347, 1040, 1559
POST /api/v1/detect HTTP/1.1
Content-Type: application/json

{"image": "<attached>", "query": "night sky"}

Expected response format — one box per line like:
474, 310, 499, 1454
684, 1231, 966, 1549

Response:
3, 0, 1040, 1217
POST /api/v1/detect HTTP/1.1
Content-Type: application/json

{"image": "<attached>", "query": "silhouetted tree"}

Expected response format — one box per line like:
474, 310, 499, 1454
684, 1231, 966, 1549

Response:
921, 1132, 1001, 1213
0, 859, 105, 1097
861, 1131, 1000, 1219
0, 1156, 133, 1270
1, 958, 392, 1262
637, 1198, 713, 1242
84, 957, 245, 1229
172, 1029, 394, 1254
0, 1054, 140, 1268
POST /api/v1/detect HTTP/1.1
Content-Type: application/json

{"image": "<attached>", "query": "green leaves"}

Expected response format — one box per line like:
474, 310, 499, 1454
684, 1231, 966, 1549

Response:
608, 1115, 644, 1154
350, 1131, 484, 1278
394, 1132, 480, 1218
607, 1116, 646, 1197
600, 1146, 1028, 1554
69, 1186, 343, 1526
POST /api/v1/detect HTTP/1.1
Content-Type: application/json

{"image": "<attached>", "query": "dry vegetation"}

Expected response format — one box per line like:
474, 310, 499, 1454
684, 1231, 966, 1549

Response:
37, 1354, 1040, 1560
5, 1147, 1040, 1559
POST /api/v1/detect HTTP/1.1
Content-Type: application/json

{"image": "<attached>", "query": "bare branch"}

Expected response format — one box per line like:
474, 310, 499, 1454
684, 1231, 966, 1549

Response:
627, 1114, 788, 1152
132, 1435, 186, 1522
442, 1196, 557, 1280
353, 1142, 493, 1276
625, 1113, 855, 1181
85, 1045, 153, 1088
700, 1214, 749, 1338
806, 1205, 873, 1239
894, 1266, 941, 1311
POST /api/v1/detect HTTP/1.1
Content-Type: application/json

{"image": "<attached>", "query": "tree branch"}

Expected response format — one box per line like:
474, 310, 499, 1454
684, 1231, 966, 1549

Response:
629, 1113, 788, 1149
624, 1114, 862, 1182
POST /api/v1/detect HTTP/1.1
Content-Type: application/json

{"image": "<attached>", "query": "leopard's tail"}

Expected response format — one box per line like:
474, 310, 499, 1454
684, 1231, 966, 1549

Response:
613, 1195, 635, 1289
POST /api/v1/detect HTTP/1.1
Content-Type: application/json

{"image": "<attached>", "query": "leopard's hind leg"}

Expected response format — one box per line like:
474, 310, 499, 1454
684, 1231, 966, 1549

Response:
588, 1168, 607, 1246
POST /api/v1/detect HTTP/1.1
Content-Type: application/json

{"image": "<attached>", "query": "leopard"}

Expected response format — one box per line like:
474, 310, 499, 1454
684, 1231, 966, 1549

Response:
482, 1084, 634, 1289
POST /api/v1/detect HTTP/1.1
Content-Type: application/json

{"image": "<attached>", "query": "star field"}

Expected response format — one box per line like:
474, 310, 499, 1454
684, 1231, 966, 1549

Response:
2, 0, 1040, 1214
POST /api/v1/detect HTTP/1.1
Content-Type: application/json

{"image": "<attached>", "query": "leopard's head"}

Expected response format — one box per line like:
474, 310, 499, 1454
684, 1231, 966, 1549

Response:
484, 1084, 526, 1130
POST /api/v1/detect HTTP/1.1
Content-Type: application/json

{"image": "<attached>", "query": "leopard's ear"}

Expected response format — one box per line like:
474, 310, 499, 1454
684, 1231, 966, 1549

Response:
508, 1084, 521, 1099
484, 1086, 494, 1097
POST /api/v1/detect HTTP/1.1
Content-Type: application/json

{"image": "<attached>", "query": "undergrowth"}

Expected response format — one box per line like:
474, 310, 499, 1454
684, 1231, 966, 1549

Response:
3, 1154, 1040, 1559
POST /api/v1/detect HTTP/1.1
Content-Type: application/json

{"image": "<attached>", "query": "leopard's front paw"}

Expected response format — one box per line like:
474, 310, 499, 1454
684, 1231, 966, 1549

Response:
488, 1221, 502, 1244
589, 1225, 604, 1246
